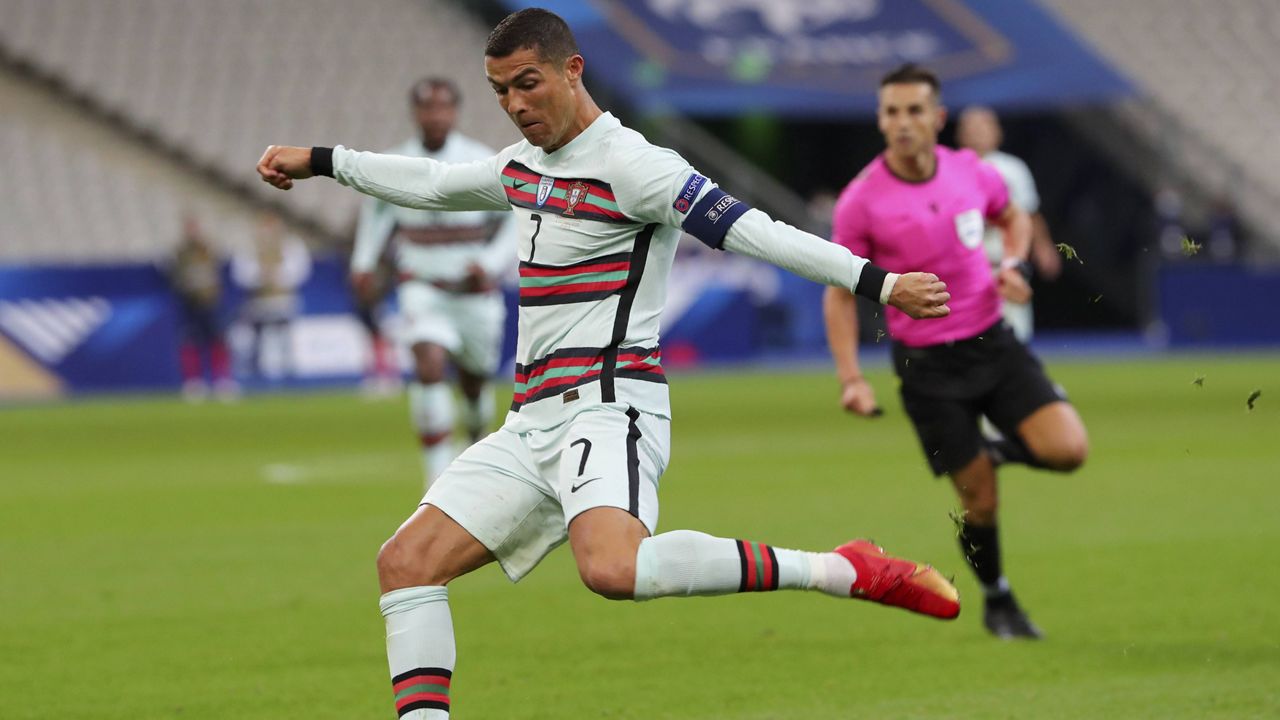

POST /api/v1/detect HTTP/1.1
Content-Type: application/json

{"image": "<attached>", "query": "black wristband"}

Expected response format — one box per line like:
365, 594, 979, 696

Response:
1014, 258, 1033, 282
309, 147, 334, 178
853, 263, 890, 302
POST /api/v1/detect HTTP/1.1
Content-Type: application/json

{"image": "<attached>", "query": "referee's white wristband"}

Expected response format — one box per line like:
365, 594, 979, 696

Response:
879, 272, 899, 305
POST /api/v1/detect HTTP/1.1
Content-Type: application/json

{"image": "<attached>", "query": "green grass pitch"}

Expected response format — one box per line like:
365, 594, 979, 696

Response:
2, 355, 1277, 718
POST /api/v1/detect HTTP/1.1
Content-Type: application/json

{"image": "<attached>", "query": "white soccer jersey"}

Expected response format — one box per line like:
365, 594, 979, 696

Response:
327, 113, 884, 431
352, 134, 517, 284
980, 150, 1040, 268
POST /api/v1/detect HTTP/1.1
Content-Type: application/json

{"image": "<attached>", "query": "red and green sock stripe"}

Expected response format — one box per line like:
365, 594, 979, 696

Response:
736, 540, 780, 592
392, 667, 451, 716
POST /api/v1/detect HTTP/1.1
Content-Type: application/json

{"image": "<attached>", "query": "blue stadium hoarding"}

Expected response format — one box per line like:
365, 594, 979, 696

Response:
496, 0, 1131, 115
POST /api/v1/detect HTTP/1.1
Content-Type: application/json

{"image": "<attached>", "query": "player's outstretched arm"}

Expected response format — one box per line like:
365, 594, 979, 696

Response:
717, 208, 950, 318
256, 145, 509, 212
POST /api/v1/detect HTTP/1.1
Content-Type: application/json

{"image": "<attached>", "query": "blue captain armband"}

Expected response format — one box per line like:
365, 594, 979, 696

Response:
681, 187, 752, 250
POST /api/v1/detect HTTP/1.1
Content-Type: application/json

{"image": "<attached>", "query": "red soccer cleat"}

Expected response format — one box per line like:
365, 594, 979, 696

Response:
833, 540, 961, 620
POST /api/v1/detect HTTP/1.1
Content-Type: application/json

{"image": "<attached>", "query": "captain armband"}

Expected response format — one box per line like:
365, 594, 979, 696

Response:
680, 187, 752, 250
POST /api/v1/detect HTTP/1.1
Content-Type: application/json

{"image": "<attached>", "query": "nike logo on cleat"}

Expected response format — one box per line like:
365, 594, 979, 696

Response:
570, 477, 601, 493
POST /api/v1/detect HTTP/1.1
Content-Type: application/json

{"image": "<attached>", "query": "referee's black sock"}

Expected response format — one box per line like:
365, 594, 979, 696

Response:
958, 522, 1010, 599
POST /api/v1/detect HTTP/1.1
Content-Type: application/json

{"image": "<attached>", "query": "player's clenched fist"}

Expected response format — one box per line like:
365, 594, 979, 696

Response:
888, 272, 950, 319
256, 145, 314, 190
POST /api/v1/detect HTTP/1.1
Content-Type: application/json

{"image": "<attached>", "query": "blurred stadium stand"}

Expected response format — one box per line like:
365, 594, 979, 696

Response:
0, 68, 257, 263
0, 0, 519, 255
1043, 0, 1280, 261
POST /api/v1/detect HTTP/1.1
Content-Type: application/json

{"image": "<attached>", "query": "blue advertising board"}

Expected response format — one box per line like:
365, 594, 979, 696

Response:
498, 0, 1130, 115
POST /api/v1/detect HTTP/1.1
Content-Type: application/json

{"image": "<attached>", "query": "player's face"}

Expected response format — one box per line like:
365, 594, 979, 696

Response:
957, 109, 1000, 155
877, 82, 945, 159
485, 47, 580, 152
413, 88, 458, 149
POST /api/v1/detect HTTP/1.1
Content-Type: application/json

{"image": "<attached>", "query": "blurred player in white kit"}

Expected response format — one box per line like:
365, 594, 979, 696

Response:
351, 78, 517, 486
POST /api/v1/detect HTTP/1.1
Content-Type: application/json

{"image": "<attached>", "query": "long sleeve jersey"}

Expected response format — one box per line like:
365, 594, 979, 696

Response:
351, 133, 517, 284
321, 112, 890, 431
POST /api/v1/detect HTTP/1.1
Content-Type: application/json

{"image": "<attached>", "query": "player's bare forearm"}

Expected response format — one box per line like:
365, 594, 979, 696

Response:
256, 145, 315, 191
823, 286, 881, 416
823, 286, 863, 383
1029, 213, 1061, 279
996, 204, 1032, 261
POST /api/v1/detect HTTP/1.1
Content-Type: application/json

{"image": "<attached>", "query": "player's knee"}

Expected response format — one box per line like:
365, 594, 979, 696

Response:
377, 533, 447, 588
415, 363, 445, 385
1035, 434, 1088, 472
577, 559, 636, 600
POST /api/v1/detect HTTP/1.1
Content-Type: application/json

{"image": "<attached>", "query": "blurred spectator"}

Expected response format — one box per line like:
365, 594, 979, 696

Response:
957, 106, 1059, 341
232, 212, 311, 381
1155, 185, 1188, 260
1207, 196, 1243, 263
166, 214, 237, 401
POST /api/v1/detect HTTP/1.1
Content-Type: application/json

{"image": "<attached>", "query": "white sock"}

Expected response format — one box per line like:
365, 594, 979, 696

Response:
381, 586, 454, 719
632, 530, 857, 600
460, 383, 495, 441
408, 382, 456, 486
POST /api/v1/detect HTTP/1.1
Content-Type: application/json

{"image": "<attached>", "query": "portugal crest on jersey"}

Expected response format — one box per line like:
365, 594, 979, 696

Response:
536, 176, 555, 207
564, 181, 588, 216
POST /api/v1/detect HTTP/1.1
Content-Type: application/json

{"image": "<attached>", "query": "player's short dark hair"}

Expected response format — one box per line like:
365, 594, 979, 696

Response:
409, 77, 460, 107
880, 63, 941, 96
485, 8, 579, 65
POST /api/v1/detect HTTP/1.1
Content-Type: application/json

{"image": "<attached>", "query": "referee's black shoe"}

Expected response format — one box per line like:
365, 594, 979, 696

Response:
984, 592, 1043, 639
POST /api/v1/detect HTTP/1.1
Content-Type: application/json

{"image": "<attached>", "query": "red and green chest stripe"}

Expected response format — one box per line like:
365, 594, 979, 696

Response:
512, 346, 664, 409
519, 251, 632, 306
501, 161, 632, 224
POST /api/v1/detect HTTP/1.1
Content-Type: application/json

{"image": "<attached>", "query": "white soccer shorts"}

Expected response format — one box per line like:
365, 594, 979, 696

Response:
1002, 299, 1034, 343
397, 281, 505, 376
421, 403, 670, 581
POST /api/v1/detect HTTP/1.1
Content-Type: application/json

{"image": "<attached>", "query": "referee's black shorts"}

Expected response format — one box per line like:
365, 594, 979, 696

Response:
892, 320, 1066, 476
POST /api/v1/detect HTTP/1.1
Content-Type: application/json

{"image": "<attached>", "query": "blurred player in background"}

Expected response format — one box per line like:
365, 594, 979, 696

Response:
232, 212, 311, 382
956, 106, 1061, 341
260, 10, 960, 717
352, 78, 517, 487
824, 64, 1089, 640
167, 213, 237, 400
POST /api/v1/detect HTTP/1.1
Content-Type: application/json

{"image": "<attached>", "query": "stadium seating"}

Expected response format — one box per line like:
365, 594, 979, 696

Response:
1043, 0, 1280, 253
0, 0, 518, 254
0, 70, 257, 263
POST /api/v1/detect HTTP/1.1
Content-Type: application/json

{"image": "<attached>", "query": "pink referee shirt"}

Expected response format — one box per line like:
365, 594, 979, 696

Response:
832, 146, 1009, 347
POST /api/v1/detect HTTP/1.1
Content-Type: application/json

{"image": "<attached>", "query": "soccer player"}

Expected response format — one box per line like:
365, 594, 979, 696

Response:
352, 78, 517, 485
956, 105, 1060, 342
259, 10, 957, 716
823, 65, 1089, 640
